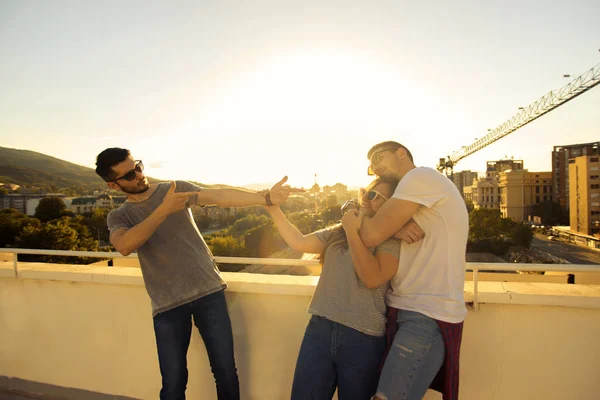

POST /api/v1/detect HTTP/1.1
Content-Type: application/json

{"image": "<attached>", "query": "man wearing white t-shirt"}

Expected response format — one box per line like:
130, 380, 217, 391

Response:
345, 141, 468, 400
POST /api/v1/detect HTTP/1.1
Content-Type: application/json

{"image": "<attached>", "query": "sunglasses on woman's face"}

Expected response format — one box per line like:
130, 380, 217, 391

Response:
363, 190, 388, 202
109, 160, 144, 182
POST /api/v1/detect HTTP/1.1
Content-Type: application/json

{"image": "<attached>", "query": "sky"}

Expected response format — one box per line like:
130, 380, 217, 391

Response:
1, 0, 599, 189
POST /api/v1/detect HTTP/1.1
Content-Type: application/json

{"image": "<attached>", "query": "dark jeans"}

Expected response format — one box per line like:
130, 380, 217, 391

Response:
153, 289, 239, 400
291, 315, 386, 400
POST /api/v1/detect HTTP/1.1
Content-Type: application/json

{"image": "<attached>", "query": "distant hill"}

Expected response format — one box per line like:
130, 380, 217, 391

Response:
0, 146, 239, 194
0, 146, 108, 192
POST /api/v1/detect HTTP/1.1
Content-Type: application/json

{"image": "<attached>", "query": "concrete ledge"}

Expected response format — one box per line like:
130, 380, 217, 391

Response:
5, 263, 600, 309
0, 376, 137, 400
0, 263, 15, 278
464, 281, 600, 308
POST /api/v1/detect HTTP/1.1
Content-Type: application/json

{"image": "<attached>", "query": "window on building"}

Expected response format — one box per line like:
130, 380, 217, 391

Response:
592, 184, 600, 189
536, 196, 540, 203
536, 187, 540, 193
591, 175, 600, 180
591, 157, 599, 162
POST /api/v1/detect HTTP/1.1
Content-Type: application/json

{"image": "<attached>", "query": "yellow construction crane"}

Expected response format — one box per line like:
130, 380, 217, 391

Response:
438, 62, 600, 175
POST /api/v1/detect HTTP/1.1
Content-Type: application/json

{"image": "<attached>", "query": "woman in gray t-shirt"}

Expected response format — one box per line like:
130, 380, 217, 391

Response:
265, 177, 401, 400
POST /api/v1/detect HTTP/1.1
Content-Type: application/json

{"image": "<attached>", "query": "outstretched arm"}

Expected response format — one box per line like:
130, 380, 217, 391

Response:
265, 206, 326, 254
195, 176, 300, 208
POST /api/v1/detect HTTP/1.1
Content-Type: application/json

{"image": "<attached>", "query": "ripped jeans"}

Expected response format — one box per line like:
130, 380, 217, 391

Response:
375, 310, 444, 400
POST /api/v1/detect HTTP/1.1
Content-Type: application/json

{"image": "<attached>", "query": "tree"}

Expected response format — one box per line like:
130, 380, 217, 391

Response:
322, 206, 342, 225
0, 209, 41, 247
469, 208, 506, 239
15, 217, 98, 264
208, 236, 248, 257
511, 223, 534, 248
34, 197, 67, 222
465, 200, 474, 213
195, 214, 212, 229
84, 208, 111, 243
532, 200, 565, 226
229, 214, 269, 235
288, 211, 325, 234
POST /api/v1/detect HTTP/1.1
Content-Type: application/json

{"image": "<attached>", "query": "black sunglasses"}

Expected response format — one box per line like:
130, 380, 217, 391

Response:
109, 160, 144, 182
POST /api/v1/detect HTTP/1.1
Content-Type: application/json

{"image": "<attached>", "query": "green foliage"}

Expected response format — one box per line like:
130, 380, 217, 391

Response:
288, 211, 325, 234
469, 208, 506, 239
16, 217, 98, 264
511, 223, 534, 248
465, 200, 474, 213
84, 208, 111, 243
34, 197, 67, 222
0, 209, 41, 247
195, 214, 212, 229
208, 236, 249, 257
468, 208, 534, 253
467, 238, 510, 256
532, 200, 566, 226
322, 206, 342, 225
228, 214, 270, 235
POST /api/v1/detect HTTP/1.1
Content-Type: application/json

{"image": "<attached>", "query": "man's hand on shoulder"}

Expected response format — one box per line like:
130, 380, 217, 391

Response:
394, 219, 425, 244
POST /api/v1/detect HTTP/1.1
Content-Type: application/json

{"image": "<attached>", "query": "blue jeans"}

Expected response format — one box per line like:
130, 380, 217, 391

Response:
291, 315, 385, 400
153, 289, 239, 400
375, 310, 445, 400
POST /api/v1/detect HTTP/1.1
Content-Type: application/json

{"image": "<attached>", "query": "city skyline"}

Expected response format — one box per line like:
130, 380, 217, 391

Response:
1, 0, 599, 188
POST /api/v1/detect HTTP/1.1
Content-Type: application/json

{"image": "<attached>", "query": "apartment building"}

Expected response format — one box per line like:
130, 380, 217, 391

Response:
553, 141, 600, 217
569, 155, 600, 236
451, 170, 478, 197
499, 170, 552, 222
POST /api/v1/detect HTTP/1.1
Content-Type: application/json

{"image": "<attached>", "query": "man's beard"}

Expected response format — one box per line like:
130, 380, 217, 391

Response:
119, 181, 150, 194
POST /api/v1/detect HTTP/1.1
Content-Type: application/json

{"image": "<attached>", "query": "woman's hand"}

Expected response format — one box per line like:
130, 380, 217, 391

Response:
342, 209, 363, 234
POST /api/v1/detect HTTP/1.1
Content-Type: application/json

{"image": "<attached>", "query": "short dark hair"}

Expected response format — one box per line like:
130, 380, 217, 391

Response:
367, 141, 414, 163
95, 148, 131, 182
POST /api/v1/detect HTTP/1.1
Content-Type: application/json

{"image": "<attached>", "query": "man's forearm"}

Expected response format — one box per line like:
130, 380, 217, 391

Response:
112, 206, 169, 256
200, 189, 267, 208
359, 216, 385, 248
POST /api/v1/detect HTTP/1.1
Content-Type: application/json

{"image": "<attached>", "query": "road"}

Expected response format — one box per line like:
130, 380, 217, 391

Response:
531, 236, 600, 265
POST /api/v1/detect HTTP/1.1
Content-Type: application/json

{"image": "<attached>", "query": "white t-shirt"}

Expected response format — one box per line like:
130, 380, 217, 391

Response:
387, 167, 469, 323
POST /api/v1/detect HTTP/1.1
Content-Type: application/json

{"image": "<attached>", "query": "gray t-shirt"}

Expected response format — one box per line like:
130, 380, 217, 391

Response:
107, 181, 226, 316
309, 226, 401, 336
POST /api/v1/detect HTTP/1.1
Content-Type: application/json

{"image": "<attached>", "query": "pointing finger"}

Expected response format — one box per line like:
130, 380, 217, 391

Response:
168, 181, 176, 194
273, 176, 288, 188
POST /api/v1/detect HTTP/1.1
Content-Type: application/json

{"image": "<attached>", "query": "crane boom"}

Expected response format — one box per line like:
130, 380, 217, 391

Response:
438, 63, 600, 173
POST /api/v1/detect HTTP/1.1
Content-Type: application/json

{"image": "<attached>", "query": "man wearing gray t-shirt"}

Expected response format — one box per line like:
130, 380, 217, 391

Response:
95, 148, 294, 400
